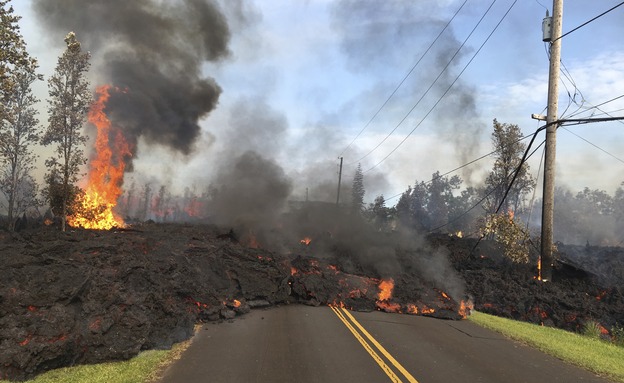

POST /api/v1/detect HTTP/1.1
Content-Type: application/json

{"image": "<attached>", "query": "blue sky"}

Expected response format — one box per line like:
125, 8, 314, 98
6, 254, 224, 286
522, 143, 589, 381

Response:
13, 0, 624, 203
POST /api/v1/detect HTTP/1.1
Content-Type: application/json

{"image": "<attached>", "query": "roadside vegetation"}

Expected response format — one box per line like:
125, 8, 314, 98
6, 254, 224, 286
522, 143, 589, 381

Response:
470, 311, 624, 382
0, 339, 190, 383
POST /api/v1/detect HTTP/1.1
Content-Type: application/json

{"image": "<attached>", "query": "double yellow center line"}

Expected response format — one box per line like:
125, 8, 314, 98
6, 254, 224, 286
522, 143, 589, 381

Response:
330, 305, 419, 383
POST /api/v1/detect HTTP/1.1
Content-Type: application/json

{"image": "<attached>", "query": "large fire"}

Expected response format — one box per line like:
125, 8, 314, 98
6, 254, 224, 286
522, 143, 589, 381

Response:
68, 85, 132, 230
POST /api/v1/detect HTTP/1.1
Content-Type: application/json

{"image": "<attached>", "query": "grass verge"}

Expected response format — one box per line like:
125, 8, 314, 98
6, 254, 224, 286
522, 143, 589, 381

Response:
469, 311, 624, 382
0, 332, 194, 383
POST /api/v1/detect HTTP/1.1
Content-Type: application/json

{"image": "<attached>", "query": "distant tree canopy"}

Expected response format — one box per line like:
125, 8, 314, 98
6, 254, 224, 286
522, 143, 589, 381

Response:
393, 171, 474, 233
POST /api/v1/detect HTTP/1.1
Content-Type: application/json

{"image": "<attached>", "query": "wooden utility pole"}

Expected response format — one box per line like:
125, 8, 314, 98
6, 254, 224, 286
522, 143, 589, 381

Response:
541, 0, 563, 282
336, 157, 343, 206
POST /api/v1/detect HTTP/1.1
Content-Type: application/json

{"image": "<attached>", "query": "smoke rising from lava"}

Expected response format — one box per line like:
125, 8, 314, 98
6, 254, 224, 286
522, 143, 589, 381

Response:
330, 0, 484, 185
32, 0, 230, 165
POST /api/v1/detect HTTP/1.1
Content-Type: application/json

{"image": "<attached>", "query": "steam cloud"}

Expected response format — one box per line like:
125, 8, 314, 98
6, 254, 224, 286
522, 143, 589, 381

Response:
32, 0, 230, 164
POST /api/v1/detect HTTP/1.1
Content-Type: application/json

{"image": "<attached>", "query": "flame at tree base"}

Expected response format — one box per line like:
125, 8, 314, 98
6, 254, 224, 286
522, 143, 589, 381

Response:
68, 85, 131, 230
68, 191, 124, 230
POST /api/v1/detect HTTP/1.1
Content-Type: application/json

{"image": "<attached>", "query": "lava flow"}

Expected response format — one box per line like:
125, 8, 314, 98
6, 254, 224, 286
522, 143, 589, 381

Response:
376, 278, 401, 312
68, 85, 132, 230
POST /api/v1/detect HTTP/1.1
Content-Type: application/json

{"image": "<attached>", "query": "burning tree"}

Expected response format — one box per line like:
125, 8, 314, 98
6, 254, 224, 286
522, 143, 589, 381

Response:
41, 32, 92, 231
67, 85, 131, 230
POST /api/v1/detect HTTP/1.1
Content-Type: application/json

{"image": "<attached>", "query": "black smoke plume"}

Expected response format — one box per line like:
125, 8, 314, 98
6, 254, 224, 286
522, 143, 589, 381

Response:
33, 0, 230, 163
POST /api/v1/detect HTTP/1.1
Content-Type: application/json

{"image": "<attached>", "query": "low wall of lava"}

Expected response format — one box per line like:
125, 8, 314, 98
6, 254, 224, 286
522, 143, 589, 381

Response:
0, 224, 467, 381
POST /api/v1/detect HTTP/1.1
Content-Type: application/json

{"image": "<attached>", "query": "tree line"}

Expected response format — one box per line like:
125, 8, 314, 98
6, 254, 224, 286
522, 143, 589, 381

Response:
349, 119, 624, 247
0, 2, 91, 232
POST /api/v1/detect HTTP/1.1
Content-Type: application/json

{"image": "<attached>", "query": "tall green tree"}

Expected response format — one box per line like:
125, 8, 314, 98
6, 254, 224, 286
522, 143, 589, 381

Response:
484, 119, 535, 214
0, 1, 42, 231
0, 0, 29, 122
427, 171, 462, 230
41, 32, 92, 231
0, 59, 42, 231
351, 163, 365, 213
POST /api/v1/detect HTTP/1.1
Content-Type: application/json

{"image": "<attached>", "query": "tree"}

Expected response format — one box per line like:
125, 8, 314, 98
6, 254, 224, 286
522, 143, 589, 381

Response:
484, 119, 535, 214
395, 185, 412, 228
139, 183, 152, 221
351, 163, 365, 213
427, 171, 462, 230
368, 194, 389, 230
0, 1, 30, 122
0, 61, 42, 231
0, 3, 42, 231
41, 32, 92, 231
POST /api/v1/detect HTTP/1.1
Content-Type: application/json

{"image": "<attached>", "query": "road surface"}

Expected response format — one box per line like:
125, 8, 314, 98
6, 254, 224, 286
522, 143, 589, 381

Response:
158, 305, 613, 383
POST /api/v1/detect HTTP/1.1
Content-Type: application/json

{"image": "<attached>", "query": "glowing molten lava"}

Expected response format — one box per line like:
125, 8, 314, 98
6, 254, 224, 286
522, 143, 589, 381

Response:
300, 237, 312, 245
376, 278, 401, 312
68, 85, 131, 230
377, 278, 394, 301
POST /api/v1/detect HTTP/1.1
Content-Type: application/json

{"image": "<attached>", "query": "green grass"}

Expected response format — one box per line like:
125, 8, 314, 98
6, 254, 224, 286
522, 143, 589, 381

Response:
469, 311, 624, 382
0, 340, 190, 383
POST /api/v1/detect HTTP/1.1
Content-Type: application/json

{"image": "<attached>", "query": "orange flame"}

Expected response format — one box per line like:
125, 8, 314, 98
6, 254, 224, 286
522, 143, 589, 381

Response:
68, 85, 131, 230
376, 301, 402, 312
458, 299, 473, 319
376, 278, 401, 312
300, 237, 312, 245
421, 305, 435, 315
377, 278, 394, 301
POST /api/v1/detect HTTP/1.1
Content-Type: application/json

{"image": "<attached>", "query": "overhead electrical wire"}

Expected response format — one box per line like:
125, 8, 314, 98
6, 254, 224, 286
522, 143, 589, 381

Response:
346, 0, 499, 166
424, 112, 622, 233
429, 123, 547, 234
552, 1, 624, 43
561, 127, 624, 165
384, 133, 534, 202
524, 144, 546, 233
428, 138, 545, 233
364, 0, 520, 173
338, 0, 469, 158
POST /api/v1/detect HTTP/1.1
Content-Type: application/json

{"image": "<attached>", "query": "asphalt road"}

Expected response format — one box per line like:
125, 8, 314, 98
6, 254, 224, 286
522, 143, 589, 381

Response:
158, 305, 613, 383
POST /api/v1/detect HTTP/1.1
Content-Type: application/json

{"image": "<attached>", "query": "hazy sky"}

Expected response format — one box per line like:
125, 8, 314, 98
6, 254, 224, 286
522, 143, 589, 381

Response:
13, 0, 624, 202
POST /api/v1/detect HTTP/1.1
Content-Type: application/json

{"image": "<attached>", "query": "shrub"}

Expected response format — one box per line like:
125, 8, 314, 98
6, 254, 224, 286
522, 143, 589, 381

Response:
479, 211, 530, 263
582, 320, 604, 340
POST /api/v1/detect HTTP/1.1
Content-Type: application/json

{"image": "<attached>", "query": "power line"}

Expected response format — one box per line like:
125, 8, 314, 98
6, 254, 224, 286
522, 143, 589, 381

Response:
561, 126, 624, 165
553, 1, 624, 42
338, 0, 469, 157
364, 0, 519, 173
347, 0, 499, 166
385, 133, 534, 202
429, 130, 545, 233
566, 94, 624, 119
